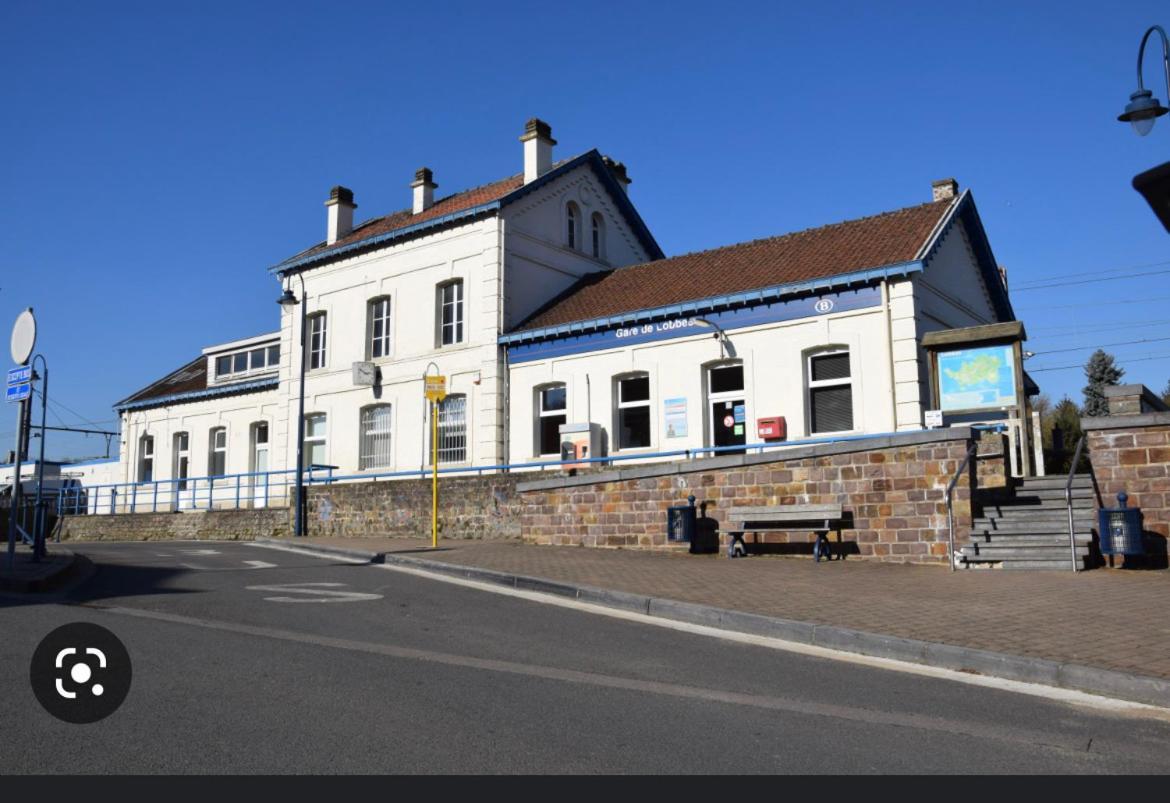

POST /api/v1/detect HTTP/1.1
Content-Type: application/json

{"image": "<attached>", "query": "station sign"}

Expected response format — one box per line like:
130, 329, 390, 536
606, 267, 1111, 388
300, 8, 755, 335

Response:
424, 375, 447, 402
6, 382, 30, 403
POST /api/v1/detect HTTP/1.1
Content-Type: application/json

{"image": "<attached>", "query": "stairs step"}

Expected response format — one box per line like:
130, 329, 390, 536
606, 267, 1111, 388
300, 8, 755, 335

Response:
1015, 475, 1093, 491
1010, 489, 1097, 503
973, 520, 1093, 534
961, 544, 1091, 559
966, 533, 1092, 545
1001, 559, 1087, 571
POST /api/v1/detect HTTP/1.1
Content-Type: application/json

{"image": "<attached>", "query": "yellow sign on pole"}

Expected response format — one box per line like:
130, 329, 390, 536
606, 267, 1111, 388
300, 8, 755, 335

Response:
425, 372, 446, 549
425, 375, 447, 403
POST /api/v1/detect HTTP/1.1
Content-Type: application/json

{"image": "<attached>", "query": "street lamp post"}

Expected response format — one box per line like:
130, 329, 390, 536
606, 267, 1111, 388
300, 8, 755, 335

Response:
277, 274, 308, 537
30, 354, 48, 561
1118, 25, 1170, 136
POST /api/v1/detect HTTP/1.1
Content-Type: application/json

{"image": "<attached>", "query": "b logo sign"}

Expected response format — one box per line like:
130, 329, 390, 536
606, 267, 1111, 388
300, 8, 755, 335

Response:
30, 622, 132, 723
814, 298, 835, 314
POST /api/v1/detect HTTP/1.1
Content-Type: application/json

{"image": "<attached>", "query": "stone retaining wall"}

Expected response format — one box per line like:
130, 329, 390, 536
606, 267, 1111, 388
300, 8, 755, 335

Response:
1084, 413, 1170, 565
59, 507, 289, 542
516, 429, 979, 564
303, 474, 522, 540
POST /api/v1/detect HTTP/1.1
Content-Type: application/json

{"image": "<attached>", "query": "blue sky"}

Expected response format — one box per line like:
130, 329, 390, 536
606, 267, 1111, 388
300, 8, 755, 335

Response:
2, 1, 1168, 460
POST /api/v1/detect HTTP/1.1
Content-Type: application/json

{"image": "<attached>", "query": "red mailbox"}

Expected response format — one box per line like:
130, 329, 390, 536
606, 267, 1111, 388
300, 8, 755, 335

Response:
757, 416, 786, 441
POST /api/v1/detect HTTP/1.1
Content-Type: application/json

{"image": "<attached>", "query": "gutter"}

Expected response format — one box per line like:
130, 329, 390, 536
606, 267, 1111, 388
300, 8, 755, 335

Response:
114, 376, 279, 413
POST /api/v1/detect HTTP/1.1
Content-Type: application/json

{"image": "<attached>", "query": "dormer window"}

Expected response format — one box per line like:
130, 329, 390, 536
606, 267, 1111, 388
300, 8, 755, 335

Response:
215, 344, 280, 380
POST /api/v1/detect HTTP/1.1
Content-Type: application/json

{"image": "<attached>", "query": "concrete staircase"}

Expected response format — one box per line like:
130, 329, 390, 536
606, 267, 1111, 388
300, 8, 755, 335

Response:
958, 475, 1098, 570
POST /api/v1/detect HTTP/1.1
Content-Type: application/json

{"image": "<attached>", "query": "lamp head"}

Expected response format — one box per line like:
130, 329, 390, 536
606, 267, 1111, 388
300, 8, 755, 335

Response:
277, 288, 298, 307
1119, 88, 1169, 136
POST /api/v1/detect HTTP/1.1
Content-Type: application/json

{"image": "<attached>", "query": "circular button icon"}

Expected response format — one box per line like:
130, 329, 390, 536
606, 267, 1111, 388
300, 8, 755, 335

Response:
30, 622, 131, 724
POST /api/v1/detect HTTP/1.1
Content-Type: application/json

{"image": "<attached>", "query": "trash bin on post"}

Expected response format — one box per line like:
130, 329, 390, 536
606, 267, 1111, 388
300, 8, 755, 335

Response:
667, 495, 697, 552
1098, 491, 1145, 557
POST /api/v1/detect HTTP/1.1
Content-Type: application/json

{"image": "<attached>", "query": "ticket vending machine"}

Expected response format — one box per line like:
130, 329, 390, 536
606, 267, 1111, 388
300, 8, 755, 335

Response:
559, 422, 603, 470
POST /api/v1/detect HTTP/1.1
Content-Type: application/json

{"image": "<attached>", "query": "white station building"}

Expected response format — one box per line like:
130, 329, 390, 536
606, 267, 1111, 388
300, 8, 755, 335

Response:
94, 119, 1015, 509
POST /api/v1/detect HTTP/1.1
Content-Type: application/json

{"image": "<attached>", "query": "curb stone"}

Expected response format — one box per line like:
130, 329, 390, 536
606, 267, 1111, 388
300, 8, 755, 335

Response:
0, 547, 78, 593
255, 538, 1170, 709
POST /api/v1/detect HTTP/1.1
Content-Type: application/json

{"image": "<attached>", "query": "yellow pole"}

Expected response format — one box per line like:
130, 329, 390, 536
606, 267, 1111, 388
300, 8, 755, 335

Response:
431, 399, 438, 548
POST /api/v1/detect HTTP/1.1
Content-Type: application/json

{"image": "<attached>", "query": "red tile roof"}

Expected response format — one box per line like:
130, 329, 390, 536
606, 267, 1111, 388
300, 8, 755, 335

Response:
283, 173, 525, 266
515, 198, 953, 332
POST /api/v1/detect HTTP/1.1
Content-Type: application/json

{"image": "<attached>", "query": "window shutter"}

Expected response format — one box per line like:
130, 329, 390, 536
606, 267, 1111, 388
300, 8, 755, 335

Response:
811, 385, 853, 433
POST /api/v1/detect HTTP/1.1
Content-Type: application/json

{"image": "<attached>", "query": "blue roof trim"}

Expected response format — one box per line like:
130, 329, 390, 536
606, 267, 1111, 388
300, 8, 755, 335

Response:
270, 202, 502, 275
269, 149, 663, 276
499, 260, 923, 345
114, 376, 279, 413
919, 191, 1014, 322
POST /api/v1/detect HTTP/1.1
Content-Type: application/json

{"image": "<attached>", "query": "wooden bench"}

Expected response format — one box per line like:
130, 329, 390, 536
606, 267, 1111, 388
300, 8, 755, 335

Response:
723, 503, 844, 561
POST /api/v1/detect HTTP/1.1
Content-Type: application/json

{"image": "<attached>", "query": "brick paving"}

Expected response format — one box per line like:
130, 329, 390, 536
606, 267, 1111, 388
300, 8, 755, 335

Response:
294, 536, 1170, 681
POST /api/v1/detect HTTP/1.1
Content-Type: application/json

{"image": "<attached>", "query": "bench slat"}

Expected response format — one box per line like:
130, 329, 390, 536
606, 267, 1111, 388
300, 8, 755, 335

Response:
728, 505, 841, 519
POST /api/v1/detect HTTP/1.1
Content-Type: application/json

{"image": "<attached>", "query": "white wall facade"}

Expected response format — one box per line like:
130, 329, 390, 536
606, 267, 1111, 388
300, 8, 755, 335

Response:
506, 293, 900, 464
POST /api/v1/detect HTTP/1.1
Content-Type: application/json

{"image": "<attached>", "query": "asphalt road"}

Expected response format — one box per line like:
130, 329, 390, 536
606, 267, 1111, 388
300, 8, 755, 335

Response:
2, 541, 1169, 774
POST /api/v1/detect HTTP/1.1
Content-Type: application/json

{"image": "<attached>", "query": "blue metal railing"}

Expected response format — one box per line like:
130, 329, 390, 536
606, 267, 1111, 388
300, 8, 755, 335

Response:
57, 424, 1004, 516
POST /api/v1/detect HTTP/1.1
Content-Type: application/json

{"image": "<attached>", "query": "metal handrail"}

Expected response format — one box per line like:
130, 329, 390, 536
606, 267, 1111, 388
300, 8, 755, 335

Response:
1066, 434, 1087, 573
945, 442, 980, 573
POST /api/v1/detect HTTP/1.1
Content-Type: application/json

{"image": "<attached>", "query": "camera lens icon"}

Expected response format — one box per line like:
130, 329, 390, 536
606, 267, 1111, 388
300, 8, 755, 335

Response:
32, 623, 131, 724
55, 647, 108, 699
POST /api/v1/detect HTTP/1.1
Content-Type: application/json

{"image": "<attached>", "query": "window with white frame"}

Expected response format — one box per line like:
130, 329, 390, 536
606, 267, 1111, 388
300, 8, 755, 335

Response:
308, 313, 327, 370
359, 405, 393, 470
368, 297, 392, 359
615, 373, 651, 450
137, 434, 154, 483
807, 349, 854, 434
173, 432, 189, 491
536, 384, 567, 456
214, 343, 280, 379
303, 413, 327, 470
591, 212, 605, 259
433, 395, 467, 464
437, 280, 464, 347
208, 427, 227, 476
566, 202, 580, 250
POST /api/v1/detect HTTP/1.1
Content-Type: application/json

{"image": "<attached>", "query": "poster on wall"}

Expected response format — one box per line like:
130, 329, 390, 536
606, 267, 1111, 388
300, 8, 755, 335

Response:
936, 344, 1017, 412
664, 397, 688, 438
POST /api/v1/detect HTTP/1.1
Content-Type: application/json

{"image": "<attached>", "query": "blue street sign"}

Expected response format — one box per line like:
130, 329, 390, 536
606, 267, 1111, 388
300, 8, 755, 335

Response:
6, 382, 30, 402
7, 366, 31, 386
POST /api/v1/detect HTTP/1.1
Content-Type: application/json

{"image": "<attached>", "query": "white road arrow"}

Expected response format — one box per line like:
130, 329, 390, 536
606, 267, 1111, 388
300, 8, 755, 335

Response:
245, 582, 383, 603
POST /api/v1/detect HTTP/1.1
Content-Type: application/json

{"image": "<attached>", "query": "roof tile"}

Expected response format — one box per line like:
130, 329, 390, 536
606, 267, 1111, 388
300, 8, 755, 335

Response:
515, 198, 952, 332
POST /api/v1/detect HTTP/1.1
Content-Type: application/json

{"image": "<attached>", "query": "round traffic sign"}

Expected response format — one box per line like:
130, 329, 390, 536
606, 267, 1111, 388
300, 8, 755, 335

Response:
10, 308, 36, 365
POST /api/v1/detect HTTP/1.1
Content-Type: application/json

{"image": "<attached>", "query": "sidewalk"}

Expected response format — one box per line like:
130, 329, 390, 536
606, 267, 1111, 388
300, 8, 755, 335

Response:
267, 535, 1170, 706
0, 542, 76, 592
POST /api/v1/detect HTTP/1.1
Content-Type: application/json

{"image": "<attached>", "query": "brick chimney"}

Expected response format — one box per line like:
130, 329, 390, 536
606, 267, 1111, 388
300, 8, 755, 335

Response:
932, 178, 959, 202
520, 118, 556, 184
324, 185, 356, 245
603, 156, 631, 193
411, 167, 437, 214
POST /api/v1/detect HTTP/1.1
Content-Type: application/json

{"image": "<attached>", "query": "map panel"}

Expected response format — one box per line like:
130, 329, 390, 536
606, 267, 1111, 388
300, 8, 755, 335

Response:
937, 345, 1016, 412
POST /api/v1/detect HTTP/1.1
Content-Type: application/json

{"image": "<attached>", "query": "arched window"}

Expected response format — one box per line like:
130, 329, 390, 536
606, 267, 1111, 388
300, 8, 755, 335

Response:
565, 202, 580, 250
208, 427, 227, 476
137, 434, 154, 483
432, 395, 467, 464
807, 348, 854, 434
367, 296, 392, 359
535, 383, 567, 456
436, 280, 464, 346
614, 372, 651, 450
359, 404, 393, 470
591, 212, 605, 259
303, 413, 327, 470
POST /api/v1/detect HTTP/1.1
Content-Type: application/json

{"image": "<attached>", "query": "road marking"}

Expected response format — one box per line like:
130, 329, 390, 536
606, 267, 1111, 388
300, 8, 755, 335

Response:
250, 540, 1170, 719
85, 602, 1170, 762
245, 542, 368, 564
243, 560, 277, 570
245, 582, 383, 603
180, 549, 221, 556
